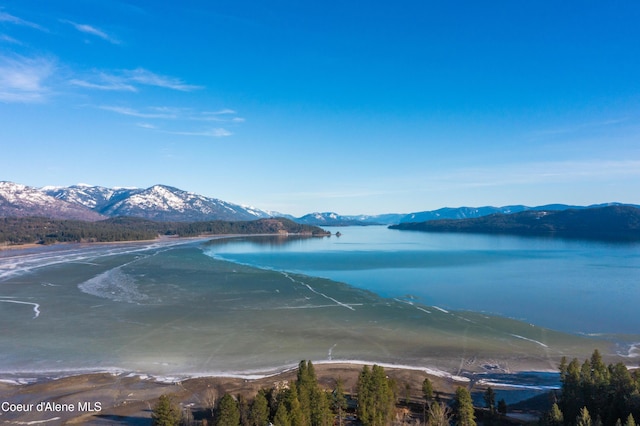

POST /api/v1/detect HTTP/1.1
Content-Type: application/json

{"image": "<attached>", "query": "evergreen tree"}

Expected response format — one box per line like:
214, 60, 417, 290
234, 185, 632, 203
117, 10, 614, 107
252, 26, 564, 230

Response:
295, 360, 331, 426
151, 394, 181, 426
483, 387, 496, 416
333, 378, 348, 426
216, 394, 241, 426
547, 402, 563, 426
309, 387, 332, 426
296, 360, 315, 424
608, 362, 636, 425
356, 365, 396, 426
287, 383, 306, 426
249, 391, 270, 426
577, 407, 593, 426
591, 349, 610, 412
453, 387, 476, 426
560, 357, 584, 423
422, 377, 433, 403
625, 414, 637, 426
497, 399, 507, 417
273, 401, 291, 426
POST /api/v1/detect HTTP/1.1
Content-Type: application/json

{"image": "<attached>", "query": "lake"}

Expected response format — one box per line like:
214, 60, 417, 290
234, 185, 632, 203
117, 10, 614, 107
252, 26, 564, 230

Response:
0, 228, 637, 383
204, 226, 640, 336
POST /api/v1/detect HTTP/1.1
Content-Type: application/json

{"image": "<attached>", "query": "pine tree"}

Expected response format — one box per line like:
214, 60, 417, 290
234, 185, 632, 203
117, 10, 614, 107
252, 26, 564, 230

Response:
577, 407, 593, 426
560, 357, 584, 423
287, 383, 306, 426
453, 387, 476, 426
296, 360, 314, 424
548, 402, 563, 426
625, 414, 637, 426
333, 378, 347, 426
483, 387, 496, 416
273, 401, 291, 426
295, 360, 331, 426
497, 399, 507, 416
151, 394, 181, 426
249, 391, 270, 426
216, 394, 241, 426
422, 378, 433, 403
356, 365, 396, 426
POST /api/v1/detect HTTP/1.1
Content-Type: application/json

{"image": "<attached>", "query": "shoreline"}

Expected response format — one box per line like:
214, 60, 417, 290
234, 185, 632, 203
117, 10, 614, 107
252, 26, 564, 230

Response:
0, 356, 562, 387
0, 230, 328, 253
0, 361, 556, 425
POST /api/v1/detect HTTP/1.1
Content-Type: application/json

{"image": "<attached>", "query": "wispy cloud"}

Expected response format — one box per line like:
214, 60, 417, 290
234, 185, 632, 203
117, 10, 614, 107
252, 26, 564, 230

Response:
70, 72, 136, 91
424, 159, 640, 191
192, 109, 245, 123
136, 122, 157, 129
71, 68, 202, 92
124, 68, 202, 91
0, 33, 21, 44
99, 105, 177, 119
163, 128, 233, 137
61, 19, 119, 44
532, 118, 629, 138
0, 55, 55, 103
0, 11, 46, 31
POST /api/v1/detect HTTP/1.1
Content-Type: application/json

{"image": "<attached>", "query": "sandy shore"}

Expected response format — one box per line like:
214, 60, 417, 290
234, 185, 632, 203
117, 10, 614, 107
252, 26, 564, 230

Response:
0, 362, 485, 425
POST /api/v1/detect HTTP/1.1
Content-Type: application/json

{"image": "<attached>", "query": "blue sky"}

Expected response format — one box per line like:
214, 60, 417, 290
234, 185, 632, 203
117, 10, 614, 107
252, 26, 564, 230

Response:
1, 1, 639, 215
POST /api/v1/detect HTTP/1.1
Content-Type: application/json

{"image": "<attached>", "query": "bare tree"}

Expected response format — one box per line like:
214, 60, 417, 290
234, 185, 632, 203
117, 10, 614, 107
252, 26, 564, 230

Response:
427, 401, 452, 426
204, 388, 217, 418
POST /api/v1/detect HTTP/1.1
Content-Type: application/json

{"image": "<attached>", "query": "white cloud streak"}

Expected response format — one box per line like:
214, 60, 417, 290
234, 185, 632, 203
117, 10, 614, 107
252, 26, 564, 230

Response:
124, 68, 203, 91
163, 128, 233, 137
99, 105, 177, 119
61, 20, 120, 44
409, 159, 640, 195
71, 68, 202, 92
0, 55, 55, 103
70, 72, 136, 91
0, 33, 21, 44
0, 11, 46, 31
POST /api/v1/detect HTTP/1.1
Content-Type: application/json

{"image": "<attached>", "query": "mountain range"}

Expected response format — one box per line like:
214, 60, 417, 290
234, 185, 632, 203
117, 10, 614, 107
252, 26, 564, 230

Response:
1, 181, 637, 225
390, 205, 640, 241
0, 182, 270, 222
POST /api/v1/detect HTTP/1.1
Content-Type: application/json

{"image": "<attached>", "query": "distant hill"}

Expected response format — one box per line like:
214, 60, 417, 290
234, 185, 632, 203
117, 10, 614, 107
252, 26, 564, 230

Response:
389, 205, 640, 241
0, 216, 328, 246
294, 212, 381, 226
293, 203, 638, 226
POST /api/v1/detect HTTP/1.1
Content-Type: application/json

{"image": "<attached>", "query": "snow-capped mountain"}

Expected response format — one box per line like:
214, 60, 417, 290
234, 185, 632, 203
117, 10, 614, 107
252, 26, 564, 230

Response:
0, 182, 106, 221
96, 184, 270, 221
1, 182, 271, 222
295, 212, 375, 226
43, 184, 136, 211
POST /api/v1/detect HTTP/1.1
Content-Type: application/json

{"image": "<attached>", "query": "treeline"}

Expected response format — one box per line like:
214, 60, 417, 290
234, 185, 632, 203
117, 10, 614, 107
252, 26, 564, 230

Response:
389, 206, 640, 241
540, 350, 640, 426
0, 216, 328, 245
149, 354, 640, 426
151, 361, 492, 426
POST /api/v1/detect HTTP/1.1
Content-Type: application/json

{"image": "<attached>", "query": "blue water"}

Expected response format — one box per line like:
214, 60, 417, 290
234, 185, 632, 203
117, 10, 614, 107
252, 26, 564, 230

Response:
204, 226, 640, 335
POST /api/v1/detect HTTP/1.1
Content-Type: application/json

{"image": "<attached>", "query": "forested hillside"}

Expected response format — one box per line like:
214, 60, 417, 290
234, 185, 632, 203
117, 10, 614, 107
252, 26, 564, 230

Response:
390, 206, 640, 241
0, 216, 328, 246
